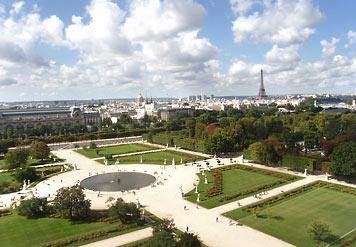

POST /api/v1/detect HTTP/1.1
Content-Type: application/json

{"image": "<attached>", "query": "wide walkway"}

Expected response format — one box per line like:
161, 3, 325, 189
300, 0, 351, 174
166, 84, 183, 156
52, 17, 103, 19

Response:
1, 145, 355, 247
51, 149, 291, 247
81, 227, 153, 247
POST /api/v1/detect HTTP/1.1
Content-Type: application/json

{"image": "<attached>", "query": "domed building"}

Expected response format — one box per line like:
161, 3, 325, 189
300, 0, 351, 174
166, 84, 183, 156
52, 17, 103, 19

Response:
137, 93, 144, 106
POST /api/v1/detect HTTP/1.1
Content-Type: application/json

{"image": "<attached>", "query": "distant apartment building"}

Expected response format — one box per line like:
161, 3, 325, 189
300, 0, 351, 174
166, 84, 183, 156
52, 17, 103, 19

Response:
0, 107, 100, 132
159, 108, 195, 121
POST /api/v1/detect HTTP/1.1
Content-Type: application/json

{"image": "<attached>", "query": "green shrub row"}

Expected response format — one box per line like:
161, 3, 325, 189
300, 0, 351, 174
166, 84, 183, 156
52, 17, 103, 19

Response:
324, 183, 356, 196
340, 235, 356, 247
282, 154, 316, 172
41, 224, 130, 247
0, 180, 21, 194
0, 208, 12, 217
206, 170, 223, 197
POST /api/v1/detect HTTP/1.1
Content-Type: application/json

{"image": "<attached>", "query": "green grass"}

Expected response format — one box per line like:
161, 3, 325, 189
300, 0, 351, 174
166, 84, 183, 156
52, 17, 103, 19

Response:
0, 172, 16, 183
225, 187, 356, 247
97, 150, 203, 165
186, 168, 285, 208
76, 143, 157, 159
0, 158, 57, 170
0, 214, 129, 247
0, 159, 7, 169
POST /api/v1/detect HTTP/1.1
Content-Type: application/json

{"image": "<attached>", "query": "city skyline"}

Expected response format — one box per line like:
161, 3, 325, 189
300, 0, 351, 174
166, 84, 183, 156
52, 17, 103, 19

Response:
0, 0, 355, 101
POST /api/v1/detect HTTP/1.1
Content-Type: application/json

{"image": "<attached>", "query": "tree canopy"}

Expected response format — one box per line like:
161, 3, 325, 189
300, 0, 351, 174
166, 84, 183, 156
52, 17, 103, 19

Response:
53, 185, 91, 220
30, 142, 50, 160
5, 148, 29, 169
329, 142, 356, 177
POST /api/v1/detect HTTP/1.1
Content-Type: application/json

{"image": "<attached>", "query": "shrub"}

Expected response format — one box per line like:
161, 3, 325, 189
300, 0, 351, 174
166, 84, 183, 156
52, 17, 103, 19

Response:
282, 154, 315, 172
108, 198, 141, 224
15, 166, 39, 183
17, 198, 49, 218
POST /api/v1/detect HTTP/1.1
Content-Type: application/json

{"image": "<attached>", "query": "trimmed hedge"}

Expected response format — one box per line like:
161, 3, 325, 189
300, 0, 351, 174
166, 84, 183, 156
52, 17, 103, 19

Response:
0, 209, 12, 217
282, 154, 316, 172
41, 224, 132, 247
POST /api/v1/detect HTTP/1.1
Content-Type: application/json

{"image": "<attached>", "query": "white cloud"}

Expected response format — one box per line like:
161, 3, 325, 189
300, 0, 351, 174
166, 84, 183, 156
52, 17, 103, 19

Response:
231, 0, 322, 44
10, 1, 25, 15
65, 0, 131, 57
0, 77, 17, 86
347, 30, 356, 45
320, 37, 339, 56
265, 45, 300, 69
122, 0, 205, 41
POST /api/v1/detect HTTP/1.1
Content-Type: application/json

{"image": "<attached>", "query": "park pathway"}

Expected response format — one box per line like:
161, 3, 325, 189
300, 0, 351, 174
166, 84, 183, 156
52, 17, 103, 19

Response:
80, 227, 153, 247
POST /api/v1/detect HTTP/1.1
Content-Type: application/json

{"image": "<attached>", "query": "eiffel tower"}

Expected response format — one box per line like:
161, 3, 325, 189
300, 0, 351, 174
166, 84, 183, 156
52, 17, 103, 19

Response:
258, 69, 267, 98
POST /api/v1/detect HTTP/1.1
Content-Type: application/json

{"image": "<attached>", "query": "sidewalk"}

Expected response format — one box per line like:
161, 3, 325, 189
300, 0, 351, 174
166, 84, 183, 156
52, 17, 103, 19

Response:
80, 227, 153, 247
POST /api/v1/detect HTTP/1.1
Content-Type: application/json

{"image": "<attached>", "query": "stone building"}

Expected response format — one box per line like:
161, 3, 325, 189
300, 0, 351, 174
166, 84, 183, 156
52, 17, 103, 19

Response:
0, 106, 100, 132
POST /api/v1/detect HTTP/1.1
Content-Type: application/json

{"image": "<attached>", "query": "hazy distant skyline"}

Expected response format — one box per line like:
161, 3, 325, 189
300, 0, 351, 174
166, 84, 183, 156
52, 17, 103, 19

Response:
0, 0, 355, 101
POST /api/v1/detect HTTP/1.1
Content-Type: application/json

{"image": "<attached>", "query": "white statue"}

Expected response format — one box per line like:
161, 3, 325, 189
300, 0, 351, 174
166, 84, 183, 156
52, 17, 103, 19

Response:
164, 159, 167, 165
204, 176, 208, 184
196, 193, 200, 202
140, 156, 143, 163
195, 185, 198, 194
180, 158, 183, 164
304, 168, 307, 176
104, 159, 108, 166
172, 158, 175, 166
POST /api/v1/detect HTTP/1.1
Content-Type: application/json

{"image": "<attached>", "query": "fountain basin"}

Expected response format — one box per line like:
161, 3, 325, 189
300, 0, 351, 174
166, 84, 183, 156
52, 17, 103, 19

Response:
80, 172, 156, 192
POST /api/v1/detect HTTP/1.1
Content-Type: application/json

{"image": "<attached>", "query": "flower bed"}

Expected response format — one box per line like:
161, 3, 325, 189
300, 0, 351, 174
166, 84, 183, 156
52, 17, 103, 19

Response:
206, 170, 223, 197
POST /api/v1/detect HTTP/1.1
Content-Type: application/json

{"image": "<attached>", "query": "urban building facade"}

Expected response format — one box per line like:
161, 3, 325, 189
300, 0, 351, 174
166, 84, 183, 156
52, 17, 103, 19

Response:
0, 107, 100, 132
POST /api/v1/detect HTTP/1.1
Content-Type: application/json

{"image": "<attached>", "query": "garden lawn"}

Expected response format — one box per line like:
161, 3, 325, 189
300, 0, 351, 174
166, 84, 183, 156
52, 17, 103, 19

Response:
0, 172, 16, 183
97, 150, 203, 165
0, 158, 57, 170
225, 187, 356, 247
0, 159, 7, 169
186, 168, 286, 208
0, 214, 126, 247
76, 143, 157, 159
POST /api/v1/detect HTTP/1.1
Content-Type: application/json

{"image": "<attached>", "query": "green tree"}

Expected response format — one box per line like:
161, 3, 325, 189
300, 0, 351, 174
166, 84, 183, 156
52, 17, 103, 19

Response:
15, 166, 38, 182
17, 198, 49, 218
30, 142, 50, 160
204, 132, 234, 154
108, 198, 141, 224
304, 131, 320, 151
153, 218, 176, 235
5, 148, 29, 169
53, 185, 91, 220
185, 118, 196, 137
147, 131, 154, 143
89, 142, 97, 149
146, 218, 177, 247
329, 142, 356, 178
178, 232, 201, 247
308, 221, 332, 244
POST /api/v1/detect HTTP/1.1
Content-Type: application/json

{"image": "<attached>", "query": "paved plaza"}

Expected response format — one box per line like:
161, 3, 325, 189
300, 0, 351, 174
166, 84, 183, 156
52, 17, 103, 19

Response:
0, 143, 355, 247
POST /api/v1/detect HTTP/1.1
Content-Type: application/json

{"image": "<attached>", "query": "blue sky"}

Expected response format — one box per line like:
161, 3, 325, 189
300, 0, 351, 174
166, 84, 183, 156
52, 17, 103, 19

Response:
0, 0, 355, 101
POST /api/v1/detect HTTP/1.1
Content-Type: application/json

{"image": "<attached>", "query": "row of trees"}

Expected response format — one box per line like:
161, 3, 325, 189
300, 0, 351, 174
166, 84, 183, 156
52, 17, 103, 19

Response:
156, 108, 355, 178
1, 122, 87, 139
4, 141, 50, 169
